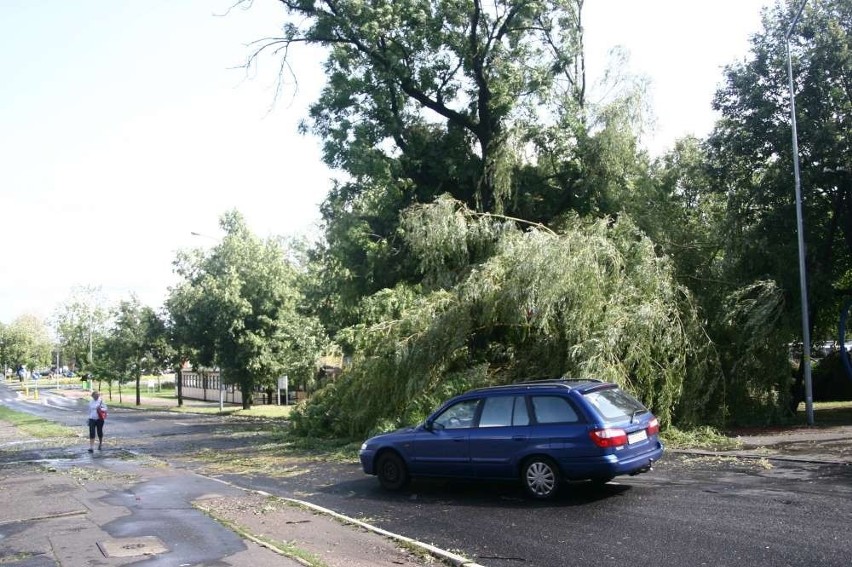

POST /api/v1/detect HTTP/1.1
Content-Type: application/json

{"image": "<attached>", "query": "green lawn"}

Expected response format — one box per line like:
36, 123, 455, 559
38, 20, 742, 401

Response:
145, 404, 295, 419
102, 385, 176, 399
0, 406, 78, 438
797, 400, 852, 425
99, 386, 295, 420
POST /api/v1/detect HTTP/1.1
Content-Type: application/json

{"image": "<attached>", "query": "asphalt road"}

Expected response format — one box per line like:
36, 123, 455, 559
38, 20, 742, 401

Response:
221, 453, 852, 567
4, 386, 852, 567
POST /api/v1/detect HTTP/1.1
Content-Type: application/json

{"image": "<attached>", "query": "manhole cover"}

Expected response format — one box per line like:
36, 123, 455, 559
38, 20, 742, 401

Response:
97, 536, 168, 557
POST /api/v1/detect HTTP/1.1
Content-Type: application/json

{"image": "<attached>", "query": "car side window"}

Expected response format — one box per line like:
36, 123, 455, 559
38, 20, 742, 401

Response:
476, 395, 524, 427
513, 396, 530, 426
478, 396, 530, 427
531, 396, 579, 424
433, 399, 479, 429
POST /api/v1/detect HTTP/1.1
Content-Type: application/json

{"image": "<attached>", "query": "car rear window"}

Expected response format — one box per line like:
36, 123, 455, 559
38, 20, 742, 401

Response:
583, 388, 647, 423
531, 396, 580, 424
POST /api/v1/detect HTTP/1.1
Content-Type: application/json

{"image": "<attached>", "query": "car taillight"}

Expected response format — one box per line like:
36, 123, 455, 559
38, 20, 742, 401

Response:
589, 428, 628, 448
646, 417, 660, 436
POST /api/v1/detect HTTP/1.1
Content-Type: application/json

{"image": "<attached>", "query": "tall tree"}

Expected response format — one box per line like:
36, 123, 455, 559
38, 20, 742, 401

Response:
52, 286, 110, 374
167, 210, 327, 409
1, 314, 53, 374
707, 0, 852, 406
97, 297, 168, 405
257, 1, 653, 338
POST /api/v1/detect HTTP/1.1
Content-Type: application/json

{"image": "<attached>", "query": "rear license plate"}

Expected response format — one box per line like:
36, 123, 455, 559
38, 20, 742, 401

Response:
627, 430, 648, 444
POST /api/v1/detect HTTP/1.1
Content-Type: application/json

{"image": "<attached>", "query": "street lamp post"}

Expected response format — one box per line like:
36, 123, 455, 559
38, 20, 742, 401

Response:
190, 231, 219, 241
785, 0, 814, 426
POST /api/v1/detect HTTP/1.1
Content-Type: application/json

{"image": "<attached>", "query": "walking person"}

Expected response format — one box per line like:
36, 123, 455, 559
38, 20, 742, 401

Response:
87, 390, 107, 453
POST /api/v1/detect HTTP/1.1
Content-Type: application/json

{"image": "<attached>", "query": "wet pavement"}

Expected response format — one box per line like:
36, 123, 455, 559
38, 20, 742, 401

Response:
0, 450, 301, 566
0, 431, 468, 567
0, 384, 480, 567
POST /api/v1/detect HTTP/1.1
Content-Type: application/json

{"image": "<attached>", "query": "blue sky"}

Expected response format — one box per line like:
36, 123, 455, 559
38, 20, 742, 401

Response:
0, 0, 770, 325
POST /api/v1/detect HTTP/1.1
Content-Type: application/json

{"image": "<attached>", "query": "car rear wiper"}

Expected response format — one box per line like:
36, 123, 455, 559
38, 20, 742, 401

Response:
630, 409, 642, 424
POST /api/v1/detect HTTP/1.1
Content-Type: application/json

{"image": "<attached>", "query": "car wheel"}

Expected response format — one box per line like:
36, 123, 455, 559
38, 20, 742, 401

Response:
522, 457, 560, 499
376, 452, 409, 491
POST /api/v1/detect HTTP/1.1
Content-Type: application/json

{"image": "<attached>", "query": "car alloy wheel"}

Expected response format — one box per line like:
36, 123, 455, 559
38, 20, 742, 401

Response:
523, 457, 560, 499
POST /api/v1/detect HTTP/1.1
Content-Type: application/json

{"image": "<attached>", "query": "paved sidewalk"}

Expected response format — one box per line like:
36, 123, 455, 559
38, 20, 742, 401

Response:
0, 452, 305, 566
0, 429, 479, 567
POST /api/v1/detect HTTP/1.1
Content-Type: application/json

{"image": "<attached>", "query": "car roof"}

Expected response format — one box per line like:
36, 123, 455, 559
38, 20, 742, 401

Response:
467, 378, 616, 395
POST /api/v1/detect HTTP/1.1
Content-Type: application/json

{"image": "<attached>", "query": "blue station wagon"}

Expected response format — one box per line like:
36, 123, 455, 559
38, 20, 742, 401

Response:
359, 379, 664, 499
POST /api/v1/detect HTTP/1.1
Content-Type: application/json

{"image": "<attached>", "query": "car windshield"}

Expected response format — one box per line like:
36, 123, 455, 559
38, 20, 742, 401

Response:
583, 388, 647, 424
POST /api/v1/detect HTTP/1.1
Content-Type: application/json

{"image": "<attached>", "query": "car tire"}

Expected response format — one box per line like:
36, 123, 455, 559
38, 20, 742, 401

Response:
376, 452, 409, 491
522, 456, 560, 499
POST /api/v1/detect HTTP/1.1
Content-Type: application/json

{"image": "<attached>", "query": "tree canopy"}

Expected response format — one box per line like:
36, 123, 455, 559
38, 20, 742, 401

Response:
97, 297, 170, 405
167, 210, 327, 409
709, 0, 852, 338
264, 0, 588, 212
696, 0, 852, 415
0, 315, 53, 374
264, 0, 652, 341
52, 286, 110, 373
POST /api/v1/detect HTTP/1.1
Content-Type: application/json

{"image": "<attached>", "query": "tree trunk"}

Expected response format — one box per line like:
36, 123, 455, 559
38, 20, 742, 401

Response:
241, 384, 251, 410
176, 366, 183, 407
135, 370, 141, 406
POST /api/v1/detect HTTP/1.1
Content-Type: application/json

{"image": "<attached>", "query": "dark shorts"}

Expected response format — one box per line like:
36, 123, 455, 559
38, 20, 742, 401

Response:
88, 418, 104, 439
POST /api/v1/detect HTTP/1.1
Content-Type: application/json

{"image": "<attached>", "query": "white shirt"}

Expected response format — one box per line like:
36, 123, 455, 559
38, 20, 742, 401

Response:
88, 398, 107, 420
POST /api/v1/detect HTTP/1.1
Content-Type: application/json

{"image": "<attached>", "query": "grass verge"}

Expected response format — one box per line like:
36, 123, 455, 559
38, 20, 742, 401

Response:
0, 406, 78, 438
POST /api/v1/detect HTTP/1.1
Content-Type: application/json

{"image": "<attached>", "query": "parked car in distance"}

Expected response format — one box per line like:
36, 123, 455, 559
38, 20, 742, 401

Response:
359, 379, 664, 499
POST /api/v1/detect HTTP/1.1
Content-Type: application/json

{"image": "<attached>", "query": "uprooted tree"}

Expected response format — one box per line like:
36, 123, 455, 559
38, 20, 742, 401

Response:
291, 196, 724, 438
